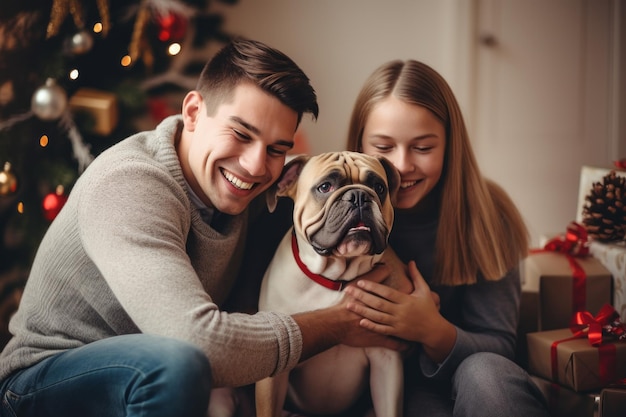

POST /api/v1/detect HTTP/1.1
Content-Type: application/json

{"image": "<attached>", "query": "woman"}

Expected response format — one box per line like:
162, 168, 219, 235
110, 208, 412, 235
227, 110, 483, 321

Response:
344, 60, 549, 417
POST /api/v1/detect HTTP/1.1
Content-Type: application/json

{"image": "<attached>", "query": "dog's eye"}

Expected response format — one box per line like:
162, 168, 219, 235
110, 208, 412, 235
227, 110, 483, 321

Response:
374, 182, 386, 196
317, 182, 334, 193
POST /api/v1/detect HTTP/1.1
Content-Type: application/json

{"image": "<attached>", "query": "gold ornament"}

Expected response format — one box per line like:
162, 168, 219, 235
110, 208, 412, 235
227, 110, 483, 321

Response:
68, 0, 85, 28
47, 0, 85, 38
47, 0, 111, 39
69, 87, 119, 136
96, 0, 111, 36
129, 1, 150, 62
0, 162, 18, 197
0, 81, 14, 106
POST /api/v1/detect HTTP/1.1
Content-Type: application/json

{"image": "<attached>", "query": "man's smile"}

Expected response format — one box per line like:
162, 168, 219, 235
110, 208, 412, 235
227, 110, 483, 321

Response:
221, 168, 256, 190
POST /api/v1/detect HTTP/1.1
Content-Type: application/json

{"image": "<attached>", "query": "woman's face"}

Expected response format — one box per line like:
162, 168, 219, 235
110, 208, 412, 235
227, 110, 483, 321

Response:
360, 96, 446, 210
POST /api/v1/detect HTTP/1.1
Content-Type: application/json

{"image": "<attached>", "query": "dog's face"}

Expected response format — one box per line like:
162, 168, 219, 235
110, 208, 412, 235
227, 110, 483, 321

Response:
267, 151, 400, 258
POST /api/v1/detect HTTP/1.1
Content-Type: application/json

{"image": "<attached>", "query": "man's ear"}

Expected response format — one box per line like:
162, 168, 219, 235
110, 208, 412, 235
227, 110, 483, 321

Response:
266, 155, 310, 213
181, 91, 202, 131
377, 156, 401, 206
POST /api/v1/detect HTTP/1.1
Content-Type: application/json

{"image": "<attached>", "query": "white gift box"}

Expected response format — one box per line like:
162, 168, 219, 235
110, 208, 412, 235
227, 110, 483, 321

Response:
589, 241, 626, 319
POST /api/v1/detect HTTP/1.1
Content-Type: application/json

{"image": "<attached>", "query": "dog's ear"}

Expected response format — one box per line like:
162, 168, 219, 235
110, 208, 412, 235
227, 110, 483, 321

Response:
266, 155, 310, 213
376, 156, 401, 206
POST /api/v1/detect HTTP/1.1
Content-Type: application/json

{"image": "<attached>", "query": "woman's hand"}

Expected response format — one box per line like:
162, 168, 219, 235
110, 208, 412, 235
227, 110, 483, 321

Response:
344, 261, 456, 363
297, 264, 409, 355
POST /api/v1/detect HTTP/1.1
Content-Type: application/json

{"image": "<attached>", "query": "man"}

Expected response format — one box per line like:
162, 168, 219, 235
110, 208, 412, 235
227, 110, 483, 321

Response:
0, 39, 399, 417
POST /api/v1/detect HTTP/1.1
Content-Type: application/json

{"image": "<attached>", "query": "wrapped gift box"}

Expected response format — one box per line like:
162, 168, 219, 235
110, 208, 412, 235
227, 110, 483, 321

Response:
599, 385, 626, 417
527, 328, 626, 392
530, 375, 599, 417
521, 252, 612, 332
589, 241, 626, 320
69, 87, 119, 136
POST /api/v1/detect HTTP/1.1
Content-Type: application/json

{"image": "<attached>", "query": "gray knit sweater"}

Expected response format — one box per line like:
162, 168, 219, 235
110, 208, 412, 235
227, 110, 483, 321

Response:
0, 116, 302, 387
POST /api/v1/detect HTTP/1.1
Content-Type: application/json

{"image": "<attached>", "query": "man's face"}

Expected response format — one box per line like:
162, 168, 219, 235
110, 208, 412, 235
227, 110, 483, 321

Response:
179, 83, 298, 215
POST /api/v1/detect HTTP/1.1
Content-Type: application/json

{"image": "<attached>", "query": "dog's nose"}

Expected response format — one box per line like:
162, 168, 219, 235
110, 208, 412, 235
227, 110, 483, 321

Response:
344, 189, 369, 208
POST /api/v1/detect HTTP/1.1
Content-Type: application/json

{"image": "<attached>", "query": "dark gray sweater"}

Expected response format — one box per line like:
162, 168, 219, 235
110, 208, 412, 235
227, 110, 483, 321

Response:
389, 209, 521, 383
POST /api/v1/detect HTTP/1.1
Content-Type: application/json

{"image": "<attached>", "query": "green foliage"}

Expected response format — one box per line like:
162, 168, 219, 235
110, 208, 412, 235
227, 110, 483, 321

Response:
0, 0, 236, 273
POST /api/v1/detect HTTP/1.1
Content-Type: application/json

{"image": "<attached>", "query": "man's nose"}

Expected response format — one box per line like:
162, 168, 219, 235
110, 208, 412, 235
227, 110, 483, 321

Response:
240, 144, 266, 176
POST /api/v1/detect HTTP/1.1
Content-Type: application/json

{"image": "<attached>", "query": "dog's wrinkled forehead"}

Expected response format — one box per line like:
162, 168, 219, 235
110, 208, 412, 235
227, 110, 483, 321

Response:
298, 152, 387, 189
267, 150, 399, 214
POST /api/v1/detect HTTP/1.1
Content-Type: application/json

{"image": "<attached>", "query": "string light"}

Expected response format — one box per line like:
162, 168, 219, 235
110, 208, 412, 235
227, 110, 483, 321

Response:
168, 43, 181, 56
69, 69, 79, 80
17, 202, 24, 214
121, 55, 132, 67
40, 135, 49, 147
93, 22, 103, 33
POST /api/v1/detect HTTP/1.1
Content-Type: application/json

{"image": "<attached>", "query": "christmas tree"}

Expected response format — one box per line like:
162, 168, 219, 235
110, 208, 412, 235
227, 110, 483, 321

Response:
0, 0, 237, 345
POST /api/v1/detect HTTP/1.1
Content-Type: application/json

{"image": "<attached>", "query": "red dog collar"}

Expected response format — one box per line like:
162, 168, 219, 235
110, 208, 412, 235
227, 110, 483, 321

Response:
291, 231, 347, 291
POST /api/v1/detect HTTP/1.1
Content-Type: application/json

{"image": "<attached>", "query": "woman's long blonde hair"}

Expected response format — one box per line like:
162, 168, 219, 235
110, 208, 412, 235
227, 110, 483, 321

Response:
347, 60, 529, 285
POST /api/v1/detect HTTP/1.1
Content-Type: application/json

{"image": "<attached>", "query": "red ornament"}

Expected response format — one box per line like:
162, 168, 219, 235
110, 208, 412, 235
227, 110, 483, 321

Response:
42, 186, 68, 221
155, 12, 188, 42
148, 97, 177, 123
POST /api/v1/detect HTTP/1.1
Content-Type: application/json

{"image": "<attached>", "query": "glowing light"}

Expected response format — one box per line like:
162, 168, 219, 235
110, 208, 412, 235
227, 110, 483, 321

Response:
40, 135, 49, 147
168, 43, 181, 56
121, 55, 132, 67
17, 201, 24, 214
69, 69, 79, 80
93, 22, 103, 33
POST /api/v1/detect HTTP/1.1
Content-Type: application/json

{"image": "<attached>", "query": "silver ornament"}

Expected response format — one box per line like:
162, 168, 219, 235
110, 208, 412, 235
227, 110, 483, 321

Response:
31, 78, 68, 121
67, 30, 94, 55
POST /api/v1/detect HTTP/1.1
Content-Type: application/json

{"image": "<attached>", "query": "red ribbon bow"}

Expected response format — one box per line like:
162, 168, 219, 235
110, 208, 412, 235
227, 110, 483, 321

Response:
570, 303, 621, 346
551, 304, 625, 388
541, 221, 589, 257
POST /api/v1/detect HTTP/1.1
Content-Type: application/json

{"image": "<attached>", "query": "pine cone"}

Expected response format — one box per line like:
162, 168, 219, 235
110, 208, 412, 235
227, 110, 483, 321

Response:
581, 170, 626, 242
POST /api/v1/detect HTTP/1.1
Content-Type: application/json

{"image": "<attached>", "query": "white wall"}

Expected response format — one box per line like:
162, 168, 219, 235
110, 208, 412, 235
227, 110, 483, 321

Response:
220, 0, 459, 154
218, 0, 625, 247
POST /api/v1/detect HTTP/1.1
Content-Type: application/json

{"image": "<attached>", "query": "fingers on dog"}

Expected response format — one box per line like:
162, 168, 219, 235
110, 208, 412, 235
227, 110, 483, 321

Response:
345, 285, 393, 317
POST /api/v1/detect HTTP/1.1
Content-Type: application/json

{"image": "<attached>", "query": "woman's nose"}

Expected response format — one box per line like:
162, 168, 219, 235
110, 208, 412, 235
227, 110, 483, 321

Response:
390, 150, 414, 174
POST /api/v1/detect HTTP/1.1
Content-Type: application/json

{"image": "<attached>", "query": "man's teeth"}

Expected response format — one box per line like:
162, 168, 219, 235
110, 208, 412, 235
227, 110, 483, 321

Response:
400, 180, 417, 189
223, 170, 254, 190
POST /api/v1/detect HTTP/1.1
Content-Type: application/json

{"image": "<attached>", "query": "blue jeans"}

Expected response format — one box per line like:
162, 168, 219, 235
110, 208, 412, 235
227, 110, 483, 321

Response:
0, 334, 212, 417
405, 352, 550, 417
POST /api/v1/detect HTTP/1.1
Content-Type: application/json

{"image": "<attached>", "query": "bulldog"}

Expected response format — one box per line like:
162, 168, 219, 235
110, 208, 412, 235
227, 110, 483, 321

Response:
255, 151, 404, 417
